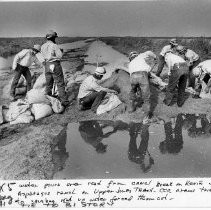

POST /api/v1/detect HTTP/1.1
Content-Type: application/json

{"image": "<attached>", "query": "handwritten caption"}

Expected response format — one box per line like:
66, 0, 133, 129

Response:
0, 178, 211, 207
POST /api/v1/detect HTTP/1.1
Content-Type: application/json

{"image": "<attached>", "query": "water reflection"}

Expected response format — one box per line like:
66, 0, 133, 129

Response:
128, 123, 154, 173
52, 125, 69, 171
79, 121, 115, 153
184, 114, 211, 138
159, 114, 184, 154
53, 113, 211, 178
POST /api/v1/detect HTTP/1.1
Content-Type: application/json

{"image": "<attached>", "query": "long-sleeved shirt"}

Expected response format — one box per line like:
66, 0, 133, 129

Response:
128, 51, 157, 75
41, 40, 63, 62
160, 45, 176, 57
78, 75, 108, 99
185, 49, 199, 63
165, 52, 186, 75
12, 49, 39, 70
194, 60, 211, 81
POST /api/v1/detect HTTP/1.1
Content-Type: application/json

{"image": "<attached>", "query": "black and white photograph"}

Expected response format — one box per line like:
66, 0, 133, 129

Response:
1, 1, 211, 206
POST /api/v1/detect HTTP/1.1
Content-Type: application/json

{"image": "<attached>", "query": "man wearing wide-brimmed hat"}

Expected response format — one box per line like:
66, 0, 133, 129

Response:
10, 44, 42, 101
41, 30, 69, 107
156, 38, 178, 77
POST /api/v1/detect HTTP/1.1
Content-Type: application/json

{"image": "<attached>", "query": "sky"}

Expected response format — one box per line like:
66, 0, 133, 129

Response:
0, 0, 211, 37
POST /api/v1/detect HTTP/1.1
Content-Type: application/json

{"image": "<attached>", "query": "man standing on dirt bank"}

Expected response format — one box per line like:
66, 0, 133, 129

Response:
128, 51, 157, 116
41, 30, 69, 107
156, 38, 178, 77
176, 45, 201, 89
157, 51, 188, 107
77, 67, 117, 113
10, 44, 42, 101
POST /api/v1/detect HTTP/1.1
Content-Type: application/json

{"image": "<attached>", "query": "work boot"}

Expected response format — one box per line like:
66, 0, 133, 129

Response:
177, 98, 186, 107
128, 100, 136, 113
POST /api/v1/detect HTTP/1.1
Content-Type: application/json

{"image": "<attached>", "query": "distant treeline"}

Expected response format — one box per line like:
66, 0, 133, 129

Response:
0, 36, 211, 60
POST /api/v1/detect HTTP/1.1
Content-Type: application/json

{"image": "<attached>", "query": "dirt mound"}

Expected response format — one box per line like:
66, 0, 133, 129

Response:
83, 40, 128, 79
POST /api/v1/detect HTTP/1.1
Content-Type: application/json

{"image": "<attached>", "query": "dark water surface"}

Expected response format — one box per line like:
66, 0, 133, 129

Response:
53, 114, 211, 179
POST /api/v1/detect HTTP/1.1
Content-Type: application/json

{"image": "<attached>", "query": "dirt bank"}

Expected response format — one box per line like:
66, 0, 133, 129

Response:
1, 40, 211, 180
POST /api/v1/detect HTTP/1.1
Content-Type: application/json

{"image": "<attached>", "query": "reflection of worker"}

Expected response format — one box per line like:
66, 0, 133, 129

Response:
184, 114, 211, 138
52, 125, 69, 171
10, 44, 42, 101
159, 114, 184, 154
79, 121, 117, 153
128, 122, 154, 173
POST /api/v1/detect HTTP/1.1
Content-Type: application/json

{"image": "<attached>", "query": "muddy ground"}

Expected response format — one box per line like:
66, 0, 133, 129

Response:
1, 40, 211, 180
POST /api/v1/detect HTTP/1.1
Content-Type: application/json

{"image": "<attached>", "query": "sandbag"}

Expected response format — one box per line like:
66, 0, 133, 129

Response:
33, 73, 46, 89
2, 76, 26, 99
31, 103, 53, 120
10, 110, 34, 125
199, 81, 211, 99
46, 95, 64, 114
26, 89, 50, 105
97, 93, 122, 115
150, 72, 167, 90
7, 99, 30, 122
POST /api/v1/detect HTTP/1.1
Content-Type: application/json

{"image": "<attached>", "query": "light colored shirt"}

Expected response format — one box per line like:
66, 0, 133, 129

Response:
41, 40, 63, 62
128, 51, 156, 75
165, 52, 186, 75
160, 45, 176, 57
12, 49, 39, 70
78, 75, 108, 99
185, 49, 199, 63
194, 60, 211, 81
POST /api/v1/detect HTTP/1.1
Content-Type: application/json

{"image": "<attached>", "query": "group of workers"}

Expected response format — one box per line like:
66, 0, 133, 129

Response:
9, 33, 211, 118
10, 30, 68, 108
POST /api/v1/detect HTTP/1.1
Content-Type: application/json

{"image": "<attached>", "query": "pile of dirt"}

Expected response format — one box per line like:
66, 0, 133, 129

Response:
83, 40, 128, 79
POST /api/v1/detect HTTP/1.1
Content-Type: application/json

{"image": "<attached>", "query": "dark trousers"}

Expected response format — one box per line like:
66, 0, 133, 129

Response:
164, 63, 188, 107
10, 64, 31, 97
129, 71, 150, 112
156, 55, 165, 76
79, 91, 107, 111
188, 59, 201, 88
45, 61, 69, 106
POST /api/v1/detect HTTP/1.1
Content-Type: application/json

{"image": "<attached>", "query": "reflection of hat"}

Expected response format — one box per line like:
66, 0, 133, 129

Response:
95, 67, 106, 75
95, 142, 108, 153
169, 38, 178, 46
32, 44, 41, 53
46, 30, 58, 39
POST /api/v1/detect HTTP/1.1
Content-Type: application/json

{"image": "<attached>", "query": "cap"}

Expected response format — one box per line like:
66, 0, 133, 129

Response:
169, 38, 178, 46
95, 67, 106, 75
46, 30, 58, 39
32, 44, 41, 53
